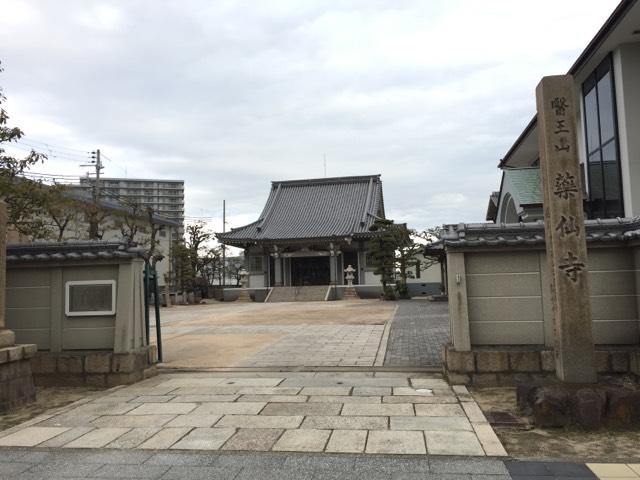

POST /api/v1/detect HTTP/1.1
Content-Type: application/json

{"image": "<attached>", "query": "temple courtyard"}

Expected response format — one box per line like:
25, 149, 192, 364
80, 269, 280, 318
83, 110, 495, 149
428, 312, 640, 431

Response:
154, 299, 447, 369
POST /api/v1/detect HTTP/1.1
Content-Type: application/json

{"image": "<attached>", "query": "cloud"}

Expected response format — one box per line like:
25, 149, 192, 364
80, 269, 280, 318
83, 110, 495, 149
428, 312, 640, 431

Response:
0, 0, 619, 234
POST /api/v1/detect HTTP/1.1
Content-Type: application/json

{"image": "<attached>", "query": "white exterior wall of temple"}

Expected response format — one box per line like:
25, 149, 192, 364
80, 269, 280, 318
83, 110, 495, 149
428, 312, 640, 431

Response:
405, 256, 441, 284
248, 274, 265, 288
614, 42, 640, 217
243, 250, 443, 291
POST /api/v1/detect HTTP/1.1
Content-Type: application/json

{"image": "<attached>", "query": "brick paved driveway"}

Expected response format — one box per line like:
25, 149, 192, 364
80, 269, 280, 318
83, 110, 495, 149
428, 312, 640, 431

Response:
384, 300, 449, 367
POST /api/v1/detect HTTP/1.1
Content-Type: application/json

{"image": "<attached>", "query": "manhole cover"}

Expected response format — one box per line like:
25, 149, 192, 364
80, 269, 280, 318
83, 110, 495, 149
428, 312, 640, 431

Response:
486, 411, 523, 426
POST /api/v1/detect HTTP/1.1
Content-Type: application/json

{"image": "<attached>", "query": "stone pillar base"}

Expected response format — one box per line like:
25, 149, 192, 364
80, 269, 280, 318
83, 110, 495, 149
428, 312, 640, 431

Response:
343, 286, 359, 300
0, 344, 37, 413
0, 329, 16, 349
236, 289, 252, 302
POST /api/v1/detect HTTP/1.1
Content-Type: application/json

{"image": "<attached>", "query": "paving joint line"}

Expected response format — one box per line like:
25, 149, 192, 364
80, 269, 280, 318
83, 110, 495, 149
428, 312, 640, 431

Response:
374, 303, 397, 366
157, 366, 442, 373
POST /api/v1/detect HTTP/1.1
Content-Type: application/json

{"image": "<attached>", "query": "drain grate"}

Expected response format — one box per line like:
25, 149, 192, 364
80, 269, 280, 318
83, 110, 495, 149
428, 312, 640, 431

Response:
486, 411, 524, 426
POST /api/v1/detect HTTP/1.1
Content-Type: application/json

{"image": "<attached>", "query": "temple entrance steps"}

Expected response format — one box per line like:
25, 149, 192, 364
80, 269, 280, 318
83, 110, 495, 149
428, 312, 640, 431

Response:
266, 285, 330, 302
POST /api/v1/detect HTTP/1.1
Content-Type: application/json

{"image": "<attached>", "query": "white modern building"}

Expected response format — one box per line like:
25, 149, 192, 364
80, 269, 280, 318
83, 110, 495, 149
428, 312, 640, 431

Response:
489, 0, 640, 223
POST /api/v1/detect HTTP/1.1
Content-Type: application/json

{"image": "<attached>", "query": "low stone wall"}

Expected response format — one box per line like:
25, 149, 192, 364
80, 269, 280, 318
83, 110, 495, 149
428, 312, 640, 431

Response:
223, 288, 270, 302
0, 344, 37, 413
406, 282, 441, 297
328, 285, 383, 300
30, 345, 158, 388
443, 344, 640, 386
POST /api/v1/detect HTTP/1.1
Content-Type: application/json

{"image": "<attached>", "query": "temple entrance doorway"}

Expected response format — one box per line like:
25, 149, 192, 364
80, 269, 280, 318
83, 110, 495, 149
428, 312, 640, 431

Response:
291, 256, 330, 286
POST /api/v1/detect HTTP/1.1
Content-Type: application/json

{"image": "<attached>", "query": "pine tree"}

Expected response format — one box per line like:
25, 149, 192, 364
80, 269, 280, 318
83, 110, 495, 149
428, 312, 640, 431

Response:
367, 218, 400, 300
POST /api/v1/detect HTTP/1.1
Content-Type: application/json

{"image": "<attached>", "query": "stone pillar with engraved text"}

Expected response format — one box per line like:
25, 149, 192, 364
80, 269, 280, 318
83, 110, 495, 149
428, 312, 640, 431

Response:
536, 75, 597, 383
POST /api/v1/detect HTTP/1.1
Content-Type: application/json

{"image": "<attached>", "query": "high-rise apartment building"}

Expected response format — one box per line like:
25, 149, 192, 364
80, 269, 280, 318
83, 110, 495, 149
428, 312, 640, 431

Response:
77, 176, 185, 238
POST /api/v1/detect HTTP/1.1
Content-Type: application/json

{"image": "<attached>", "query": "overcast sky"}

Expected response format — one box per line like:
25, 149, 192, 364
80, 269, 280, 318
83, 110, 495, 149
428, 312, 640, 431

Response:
0, 0, 620, 236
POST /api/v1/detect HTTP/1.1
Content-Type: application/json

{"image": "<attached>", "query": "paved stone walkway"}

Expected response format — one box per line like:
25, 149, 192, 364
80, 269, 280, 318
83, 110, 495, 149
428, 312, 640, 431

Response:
384, 300, 449, 367
0, 372, 505, 457
157, 323, 386, 368
237, 325, 385, 367
0, 448, 508, 479
0, 447, 633, 479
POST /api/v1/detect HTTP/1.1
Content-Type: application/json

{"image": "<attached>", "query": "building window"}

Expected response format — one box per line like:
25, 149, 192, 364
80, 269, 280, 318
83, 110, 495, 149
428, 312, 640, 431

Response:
365, 252, 375, 270
65, 280, 116, 317
247, 256, 263, 273
582, 54, 623, 218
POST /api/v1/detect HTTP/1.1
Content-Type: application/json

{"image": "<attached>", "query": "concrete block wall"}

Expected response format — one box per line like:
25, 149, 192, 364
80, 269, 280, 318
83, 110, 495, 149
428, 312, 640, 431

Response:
465, 251, 545, 345
449, 246, 640, 348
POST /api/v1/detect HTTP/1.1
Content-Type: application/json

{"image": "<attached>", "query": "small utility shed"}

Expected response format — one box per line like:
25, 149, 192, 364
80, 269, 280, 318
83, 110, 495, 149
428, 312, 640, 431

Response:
5, 241, 156, 386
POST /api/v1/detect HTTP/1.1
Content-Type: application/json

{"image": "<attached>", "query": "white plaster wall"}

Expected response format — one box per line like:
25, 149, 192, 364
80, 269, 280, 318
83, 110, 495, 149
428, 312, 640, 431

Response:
249, 274, 265, 288
614, 42, 640, 217
406, 255, 442, 284
363, 270, 381, 285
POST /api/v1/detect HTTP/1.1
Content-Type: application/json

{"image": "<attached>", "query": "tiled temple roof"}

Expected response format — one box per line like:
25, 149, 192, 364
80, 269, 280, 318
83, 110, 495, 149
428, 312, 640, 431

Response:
6, 241, 146, 263
217, 175, 385, 246
440, 217, 640, 249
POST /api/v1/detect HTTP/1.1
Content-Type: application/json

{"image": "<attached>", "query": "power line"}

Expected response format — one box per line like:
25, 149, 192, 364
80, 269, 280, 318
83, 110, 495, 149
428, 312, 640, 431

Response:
18, 137, 92, 154
99, 153, 128, 175
24, 171, 80, 178
16, 140, 90, 158
9, 142, 90, 162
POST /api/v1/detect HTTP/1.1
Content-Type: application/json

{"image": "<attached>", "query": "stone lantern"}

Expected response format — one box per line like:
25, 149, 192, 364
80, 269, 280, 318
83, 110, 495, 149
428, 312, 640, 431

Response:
236, 268, 252, 302
239, 269, 249, 288
343, 264, 359, 300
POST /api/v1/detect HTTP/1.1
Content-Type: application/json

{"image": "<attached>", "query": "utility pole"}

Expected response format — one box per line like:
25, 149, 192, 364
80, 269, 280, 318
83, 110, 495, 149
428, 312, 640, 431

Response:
81, 149, 104, 239
93, 149, 102, 204
222, 199, 226, 286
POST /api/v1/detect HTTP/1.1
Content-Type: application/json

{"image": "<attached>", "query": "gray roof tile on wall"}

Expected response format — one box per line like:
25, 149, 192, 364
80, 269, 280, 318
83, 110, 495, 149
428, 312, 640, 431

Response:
440, 217, 640, 249
6, 241, 145, 264
217, 175, 385, 245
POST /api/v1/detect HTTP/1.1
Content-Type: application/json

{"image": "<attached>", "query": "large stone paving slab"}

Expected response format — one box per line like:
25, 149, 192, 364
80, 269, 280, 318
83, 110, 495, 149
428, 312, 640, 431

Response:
236, 325, 385, 367
0, 448, 529, 480
0, 372, 506, 456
